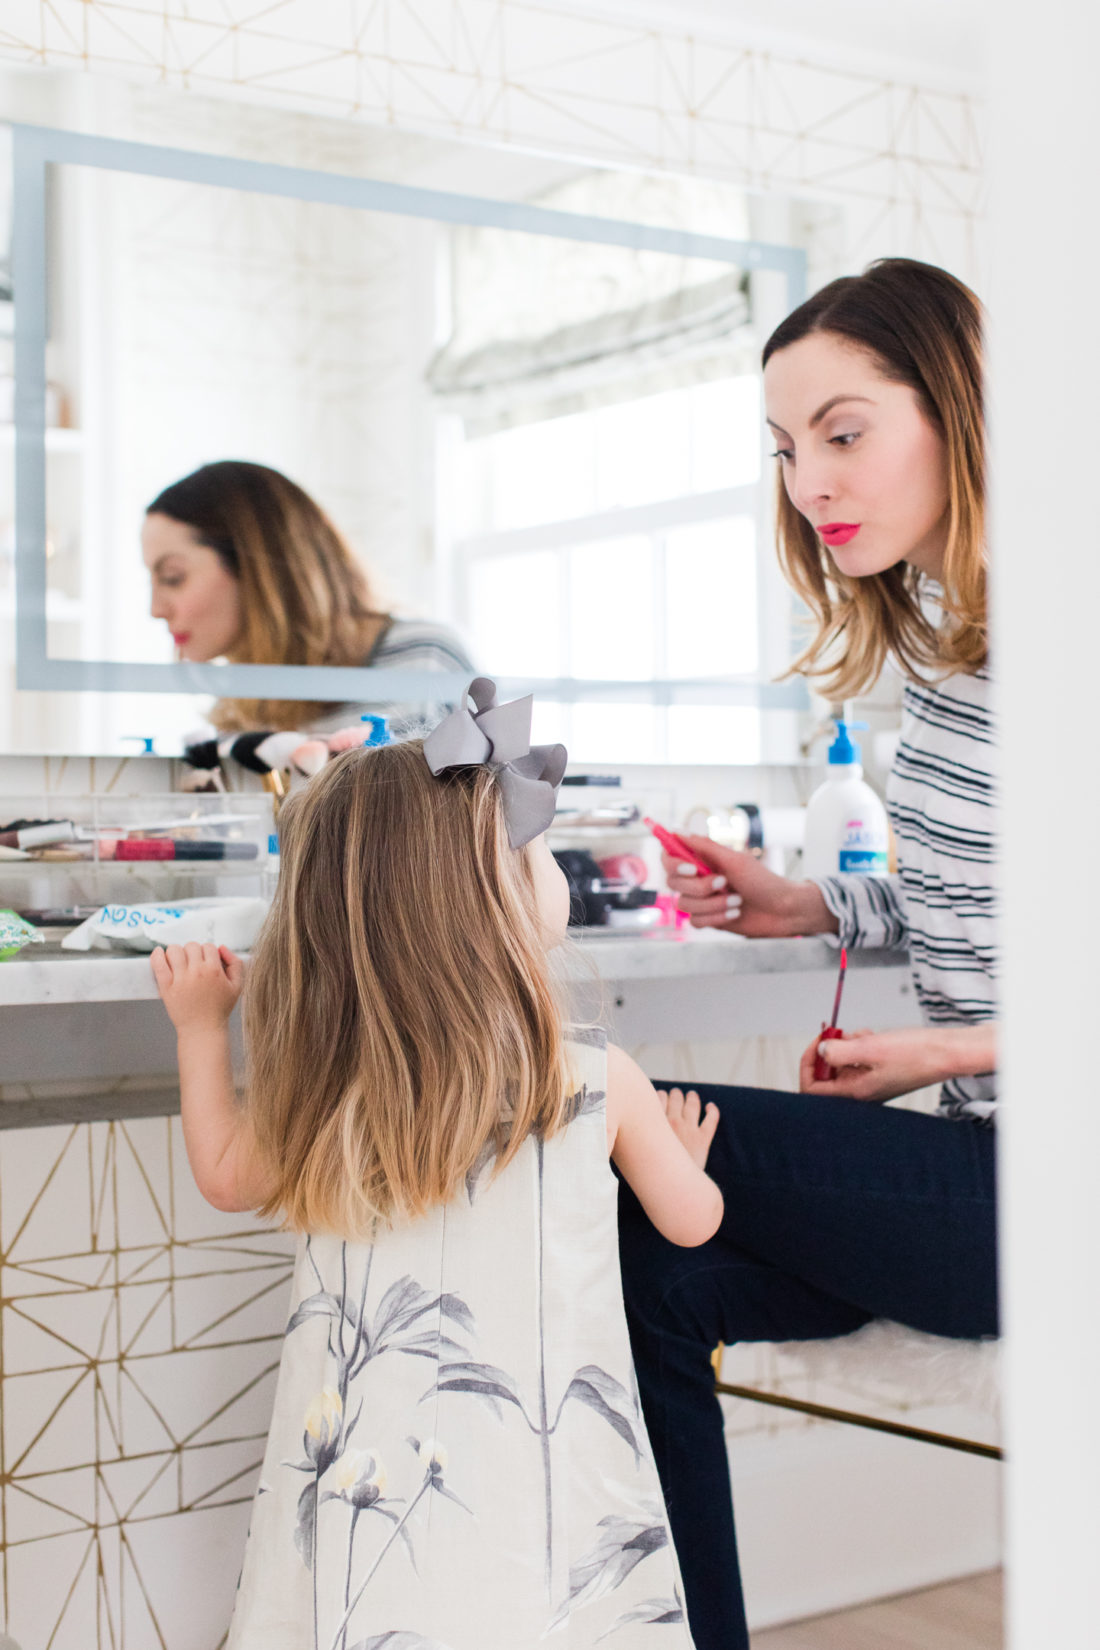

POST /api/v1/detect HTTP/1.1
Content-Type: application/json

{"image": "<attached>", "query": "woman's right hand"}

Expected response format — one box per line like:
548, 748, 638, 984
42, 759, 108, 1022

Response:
661, 836, 837, 939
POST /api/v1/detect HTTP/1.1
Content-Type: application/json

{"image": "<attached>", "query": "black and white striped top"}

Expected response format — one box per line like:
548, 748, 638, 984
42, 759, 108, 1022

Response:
368, 616, 474, 677
815, 665, 998, 1120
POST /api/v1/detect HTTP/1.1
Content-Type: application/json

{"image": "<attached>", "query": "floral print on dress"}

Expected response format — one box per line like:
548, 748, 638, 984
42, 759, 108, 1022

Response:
226, 1036, 695, 1650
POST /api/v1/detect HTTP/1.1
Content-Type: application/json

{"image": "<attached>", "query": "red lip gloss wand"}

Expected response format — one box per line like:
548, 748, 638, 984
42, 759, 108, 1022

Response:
813, 946, 848, 1082
643, 817, 717, 880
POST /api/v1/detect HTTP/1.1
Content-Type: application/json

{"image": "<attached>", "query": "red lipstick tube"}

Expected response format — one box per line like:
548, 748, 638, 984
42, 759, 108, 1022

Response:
813, 1025, 844, 1082
115, 839, 258, 861
813, 946, 848, 1081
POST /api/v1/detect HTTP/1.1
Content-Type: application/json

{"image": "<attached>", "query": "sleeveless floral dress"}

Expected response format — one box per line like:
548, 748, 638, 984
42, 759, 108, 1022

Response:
226, 1031, 695, 1650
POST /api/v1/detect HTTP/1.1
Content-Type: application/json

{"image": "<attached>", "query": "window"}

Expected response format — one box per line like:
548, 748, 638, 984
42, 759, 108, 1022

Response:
443, 374, 787, 764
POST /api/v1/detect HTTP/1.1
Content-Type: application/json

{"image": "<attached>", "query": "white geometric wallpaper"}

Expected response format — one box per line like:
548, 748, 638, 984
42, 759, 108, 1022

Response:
0, 0, 984, 282
0, 1115, 293, 1648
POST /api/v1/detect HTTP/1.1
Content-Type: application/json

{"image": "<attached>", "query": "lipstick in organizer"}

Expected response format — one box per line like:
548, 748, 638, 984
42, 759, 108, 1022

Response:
114, 839, 258, 861
813, 946, 848, 1082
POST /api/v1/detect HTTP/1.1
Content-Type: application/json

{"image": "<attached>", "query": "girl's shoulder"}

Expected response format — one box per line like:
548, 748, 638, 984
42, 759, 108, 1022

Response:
564, 1023, 607, 1052
561, 1025, 608, 1123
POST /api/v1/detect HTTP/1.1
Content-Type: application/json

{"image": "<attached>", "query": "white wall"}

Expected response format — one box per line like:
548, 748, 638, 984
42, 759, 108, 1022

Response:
989, 5, 1100, 1647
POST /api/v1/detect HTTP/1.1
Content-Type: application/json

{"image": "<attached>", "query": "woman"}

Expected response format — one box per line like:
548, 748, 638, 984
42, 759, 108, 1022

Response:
617, 259, 998, 1650
141, 459, 473, 735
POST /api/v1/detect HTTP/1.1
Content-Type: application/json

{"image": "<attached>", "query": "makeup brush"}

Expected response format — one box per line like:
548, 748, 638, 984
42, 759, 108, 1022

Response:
813, 946, 848, 1082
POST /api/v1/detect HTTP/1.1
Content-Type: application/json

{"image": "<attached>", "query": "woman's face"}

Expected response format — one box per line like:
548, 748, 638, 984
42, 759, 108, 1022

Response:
763, 331, 950, 580
142, 512, 244, 662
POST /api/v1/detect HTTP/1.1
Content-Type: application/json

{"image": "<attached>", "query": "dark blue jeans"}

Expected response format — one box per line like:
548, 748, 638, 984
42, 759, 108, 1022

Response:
617, 1084, 999, 1650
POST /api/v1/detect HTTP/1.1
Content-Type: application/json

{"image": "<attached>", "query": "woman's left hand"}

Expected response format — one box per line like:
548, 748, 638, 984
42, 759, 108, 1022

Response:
798, 1023, 997, 1103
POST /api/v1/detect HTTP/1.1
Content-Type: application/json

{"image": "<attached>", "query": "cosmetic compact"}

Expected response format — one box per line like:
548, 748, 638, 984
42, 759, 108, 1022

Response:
551, 848, 658, 930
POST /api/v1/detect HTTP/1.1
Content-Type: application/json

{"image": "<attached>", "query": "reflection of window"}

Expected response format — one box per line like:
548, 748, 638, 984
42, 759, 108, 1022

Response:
447, 374, 777, 764
457, 378, 760, 534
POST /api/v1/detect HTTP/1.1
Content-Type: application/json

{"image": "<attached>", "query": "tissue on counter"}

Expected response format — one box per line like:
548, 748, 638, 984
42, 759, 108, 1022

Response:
0, 908, 44, 959
61, 898, 269, 954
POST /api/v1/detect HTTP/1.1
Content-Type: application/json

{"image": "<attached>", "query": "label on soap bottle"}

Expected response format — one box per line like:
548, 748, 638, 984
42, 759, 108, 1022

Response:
837, 819, 888, 875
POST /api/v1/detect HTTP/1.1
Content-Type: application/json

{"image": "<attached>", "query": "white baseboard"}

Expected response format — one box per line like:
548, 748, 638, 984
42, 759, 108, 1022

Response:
726, 1414, 1003, 1630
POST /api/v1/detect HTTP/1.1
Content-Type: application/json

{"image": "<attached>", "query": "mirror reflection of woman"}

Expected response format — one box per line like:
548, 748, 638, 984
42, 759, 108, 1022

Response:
618, 260, 997, 1650
141, 459, 473, 735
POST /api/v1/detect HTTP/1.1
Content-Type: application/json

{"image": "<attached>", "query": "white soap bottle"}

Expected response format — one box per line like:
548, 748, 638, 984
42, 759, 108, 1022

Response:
802, 719, 889, 879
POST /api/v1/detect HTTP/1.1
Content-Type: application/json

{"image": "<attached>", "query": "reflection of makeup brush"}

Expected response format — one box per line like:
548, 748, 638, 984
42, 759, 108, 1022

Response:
813, 946, 848, 1082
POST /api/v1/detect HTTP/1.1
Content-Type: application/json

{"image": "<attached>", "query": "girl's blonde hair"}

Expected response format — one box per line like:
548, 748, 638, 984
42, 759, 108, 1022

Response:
243, 739, 571, 1234
762, 258, 986, 700
146, 460, 389, 733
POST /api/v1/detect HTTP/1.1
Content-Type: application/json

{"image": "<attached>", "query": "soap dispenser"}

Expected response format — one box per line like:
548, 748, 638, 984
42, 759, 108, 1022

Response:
361, 714, 391, 747
802, 719, 889, 879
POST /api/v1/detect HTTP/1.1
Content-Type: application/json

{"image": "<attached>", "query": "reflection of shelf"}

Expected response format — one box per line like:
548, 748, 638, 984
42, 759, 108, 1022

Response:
0, 426, 84, 453
550, 824, 649, 837
0, 860, 268, 877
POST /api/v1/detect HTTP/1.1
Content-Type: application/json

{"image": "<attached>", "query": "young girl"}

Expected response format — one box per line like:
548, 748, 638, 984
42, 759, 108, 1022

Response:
152, 681, 722, 1650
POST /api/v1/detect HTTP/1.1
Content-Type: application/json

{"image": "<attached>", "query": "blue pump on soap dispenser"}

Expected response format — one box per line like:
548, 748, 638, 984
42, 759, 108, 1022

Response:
361, 715, 391, 747
826, 718, 864, 769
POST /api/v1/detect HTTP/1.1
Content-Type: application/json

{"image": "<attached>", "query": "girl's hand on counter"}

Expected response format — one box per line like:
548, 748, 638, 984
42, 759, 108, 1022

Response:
151, 942, 244, 1033
798, 1024, 997, 1102
661, 837, 838, 939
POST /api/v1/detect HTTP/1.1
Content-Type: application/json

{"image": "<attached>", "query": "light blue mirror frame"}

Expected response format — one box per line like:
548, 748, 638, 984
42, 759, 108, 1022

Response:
12, 122, 808, 711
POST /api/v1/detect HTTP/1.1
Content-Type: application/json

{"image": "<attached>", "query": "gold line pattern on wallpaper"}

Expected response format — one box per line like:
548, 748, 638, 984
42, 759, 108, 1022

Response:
0, 1116, 294, 1646
1, 1, 982, 275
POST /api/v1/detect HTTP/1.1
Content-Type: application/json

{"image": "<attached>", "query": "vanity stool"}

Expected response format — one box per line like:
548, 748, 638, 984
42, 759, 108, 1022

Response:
713, 1320, 1002, 1460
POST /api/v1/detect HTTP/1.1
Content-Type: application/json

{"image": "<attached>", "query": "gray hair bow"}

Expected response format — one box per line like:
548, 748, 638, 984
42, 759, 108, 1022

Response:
423, 677, 568, 848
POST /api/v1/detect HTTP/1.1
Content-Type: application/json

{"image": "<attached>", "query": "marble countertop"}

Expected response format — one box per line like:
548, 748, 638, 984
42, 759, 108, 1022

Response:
0, 929, 908, 1008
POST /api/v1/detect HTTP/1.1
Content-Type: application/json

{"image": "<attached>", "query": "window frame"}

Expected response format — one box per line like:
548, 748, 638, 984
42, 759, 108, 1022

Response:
438, 377, 808, 763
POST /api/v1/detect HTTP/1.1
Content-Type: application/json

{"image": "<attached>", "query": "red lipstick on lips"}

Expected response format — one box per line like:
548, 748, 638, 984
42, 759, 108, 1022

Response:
819, 523, 861, 547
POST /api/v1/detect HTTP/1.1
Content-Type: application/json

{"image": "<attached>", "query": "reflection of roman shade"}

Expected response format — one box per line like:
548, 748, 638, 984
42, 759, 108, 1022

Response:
427, 173, 758, 433
429, 271, 753, 432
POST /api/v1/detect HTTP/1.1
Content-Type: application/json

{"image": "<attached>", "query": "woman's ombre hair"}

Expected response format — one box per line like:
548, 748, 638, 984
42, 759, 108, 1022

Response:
763, 258, 986, 699
243, 739, 571, 1234
146, 460, 388, 733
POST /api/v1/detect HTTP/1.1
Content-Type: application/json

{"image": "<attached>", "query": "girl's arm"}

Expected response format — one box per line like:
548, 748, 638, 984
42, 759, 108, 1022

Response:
150, 943, 274, 1213
606, 1043, 723, 1247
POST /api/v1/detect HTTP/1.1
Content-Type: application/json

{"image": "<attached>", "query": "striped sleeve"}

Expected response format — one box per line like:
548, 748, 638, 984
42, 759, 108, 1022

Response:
812, 872, 909, 951
814, 665, 999, 1120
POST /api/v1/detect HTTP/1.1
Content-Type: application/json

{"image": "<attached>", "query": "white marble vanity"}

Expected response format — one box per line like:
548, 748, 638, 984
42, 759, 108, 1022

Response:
0, 926, 914, 1126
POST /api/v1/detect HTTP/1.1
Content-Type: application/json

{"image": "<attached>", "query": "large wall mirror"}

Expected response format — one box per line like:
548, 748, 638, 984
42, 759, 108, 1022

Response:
2, 107, 809, 761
